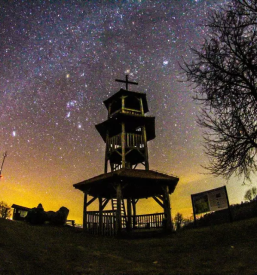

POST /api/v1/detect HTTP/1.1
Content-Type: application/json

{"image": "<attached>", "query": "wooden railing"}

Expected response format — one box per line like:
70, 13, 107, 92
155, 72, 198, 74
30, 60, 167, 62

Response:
108, 133, 144, 152
110, 108, 142, 117
126, 133, 143, 148
86, 211, 116, 236
122, 108, 142, 116
108, 135, 121, 150
85, 212, 165, 235
135, 213, 165, 229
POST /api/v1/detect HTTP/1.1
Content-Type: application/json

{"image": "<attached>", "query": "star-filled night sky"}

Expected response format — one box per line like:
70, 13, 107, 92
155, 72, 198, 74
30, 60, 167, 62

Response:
1, 0, 254, 224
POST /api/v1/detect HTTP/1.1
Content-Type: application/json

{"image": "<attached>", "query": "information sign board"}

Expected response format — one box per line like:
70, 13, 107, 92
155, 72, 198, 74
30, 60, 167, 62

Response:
191, 186, 229, 215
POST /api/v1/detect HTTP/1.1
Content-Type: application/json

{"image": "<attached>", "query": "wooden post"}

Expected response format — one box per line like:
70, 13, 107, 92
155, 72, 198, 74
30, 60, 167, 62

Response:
132, 198, 137, 229
99, 197, 103, 235
139, 98, 144, 115
108, 102, 111, 118
191, 195, 197, 227
122, 96, 125, 110
83, 192, 88, 230
139, 98, 149, 170
116, 184, 122, 235
163, 185, 173, 231
142, 126, 149, 170
121, 123, 126, 168
104, 131, 109, 173
127, 198, 132, 232
224, 186, 233, 222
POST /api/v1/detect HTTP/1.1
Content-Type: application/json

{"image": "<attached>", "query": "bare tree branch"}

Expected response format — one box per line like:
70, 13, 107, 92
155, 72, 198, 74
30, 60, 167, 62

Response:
181, 0, 257, 182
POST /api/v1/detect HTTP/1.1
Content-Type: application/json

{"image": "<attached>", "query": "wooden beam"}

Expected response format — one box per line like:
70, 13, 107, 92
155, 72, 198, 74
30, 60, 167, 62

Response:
116, 184, 122, 235
163, 185, 173, 231
125, 148, 133, 156
104, 130, 109, 173
83, 192, 88, 230
139, 97, 144, 115
86, 196, 97, 207
152, 196, 164, 208
121, 123, 126, 168
101, 198, 110, 210
108, 102, 111, 118
127, 198, 132, 232
135, 148, 145, 158
114, 150, 122, 156
157, 195, 164, 201
132, 198, 137, 229
142, 125, 149, 170
99, 197, 103, 235
121, 96, 125, 109
191, 194, 197, 227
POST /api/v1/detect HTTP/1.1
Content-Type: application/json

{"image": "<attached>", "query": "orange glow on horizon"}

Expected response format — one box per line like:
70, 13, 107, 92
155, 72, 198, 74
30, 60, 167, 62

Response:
1, 167, 254, 225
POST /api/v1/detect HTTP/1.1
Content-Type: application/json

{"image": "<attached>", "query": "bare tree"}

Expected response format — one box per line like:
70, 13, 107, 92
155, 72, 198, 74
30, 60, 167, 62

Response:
182, 0, 257, 182
0, 201, 11, 219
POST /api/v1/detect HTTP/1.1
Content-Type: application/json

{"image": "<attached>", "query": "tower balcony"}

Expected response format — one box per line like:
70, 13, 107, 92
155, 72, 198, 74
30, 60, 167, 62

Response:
95, 114, 155, 143
107, 133, 144, 153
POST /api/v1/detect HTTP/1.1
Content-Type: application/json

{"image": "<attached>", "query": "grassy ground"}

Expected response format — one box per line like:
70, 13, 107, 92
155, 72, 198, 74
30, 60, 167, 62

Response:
0, 218, 257, 275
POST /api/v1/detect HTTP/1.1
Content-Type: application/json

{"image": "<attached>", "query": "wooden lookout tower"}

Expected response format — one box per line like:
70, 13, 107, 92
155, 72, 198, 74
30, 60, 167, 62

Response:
73, 76, 179, 236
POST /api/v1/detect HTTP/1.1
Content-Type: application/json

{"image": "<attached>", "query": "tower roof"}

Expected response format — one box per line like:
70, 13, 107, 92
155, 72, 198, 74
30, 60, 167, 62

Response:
103, 89, 149, 114
73, 169, 179, 199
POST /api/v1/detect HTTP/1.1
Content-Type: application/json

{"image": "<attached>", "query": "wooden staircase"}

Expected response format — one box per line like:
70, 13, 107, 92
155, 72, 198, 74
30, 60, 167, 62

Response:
112, 198, 127, 228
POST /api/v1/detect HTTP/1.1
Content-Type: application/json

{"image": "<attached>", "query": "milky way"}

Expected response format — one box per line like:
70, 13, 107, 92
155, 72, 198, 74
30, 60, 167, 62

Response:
1, 0, 248, 223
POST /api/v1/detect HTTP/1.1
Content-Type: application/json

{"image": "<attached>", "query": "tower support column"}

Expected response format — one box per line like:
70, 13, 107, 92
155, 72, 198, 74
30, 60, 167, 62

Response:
104, 131, 109, 173
99, 197, 103, 234
115, 184, 122, 235
163, 185, 173, 231
127, 197, 132, 231
142, 126, 149, 170
83, 192, 88, 230
121, 123, 126, 168
132, 198, 137, 229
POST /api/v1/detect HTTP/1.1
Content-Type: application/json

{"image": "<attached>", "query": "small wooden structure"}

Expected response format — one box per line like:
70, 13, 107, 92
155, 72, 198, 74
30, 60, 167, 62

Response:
12, 204, 31, 221
73, 76, 179, 236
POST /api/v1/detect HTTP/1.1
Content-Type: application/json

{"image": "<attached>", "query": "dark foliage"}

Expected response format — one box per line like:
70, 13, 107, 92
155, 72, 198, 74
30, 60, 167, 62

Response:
174, 212, 184, 230
0, 201, 11, 219
182, 0, 257, 181
26, 205, 69, 225
26, 207, 47, 225
244, 186, 257, 201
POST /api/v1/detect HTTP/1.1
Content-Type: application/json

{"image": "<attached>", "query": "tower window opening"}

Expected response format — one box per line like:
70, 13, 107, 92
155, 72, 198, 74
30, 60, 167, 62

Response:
125, 96, 140, 111
110, 100, 122, 114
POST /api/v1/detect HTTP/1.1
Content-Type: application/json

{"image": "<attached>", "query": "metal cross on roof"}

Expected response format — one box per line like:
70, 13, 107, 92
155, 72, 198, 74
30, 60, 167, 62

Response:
115, 75, 138, 91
